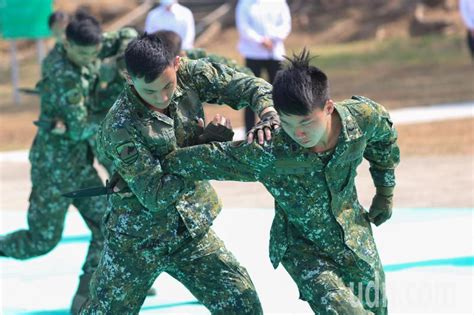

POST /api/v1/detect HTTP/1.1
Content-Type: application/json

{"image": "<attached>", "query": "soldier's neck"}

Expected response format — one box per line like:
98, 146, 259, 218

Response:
131, 85, 167, 114
311, 112, 342, 154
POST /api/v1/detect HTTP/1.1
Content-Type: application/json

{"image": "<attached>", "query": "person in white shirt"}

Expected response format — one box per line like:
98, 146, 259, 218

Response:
144, 0, 195, 49
236, 0, 291, 131
460, 0, 474, 61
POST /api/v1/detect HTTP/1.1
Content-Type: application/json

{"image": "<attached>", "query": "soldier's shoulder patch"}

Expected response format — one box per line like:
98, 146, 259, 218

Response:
65, 88, 83, 105
116, 141, 138, 165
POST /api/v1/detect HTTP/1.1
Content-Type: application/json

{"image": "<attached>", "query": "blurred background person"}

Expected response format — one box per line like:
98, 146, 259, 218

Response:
236, 0, 291, 132
460, 0, 474, 61
144, 0, 195, 49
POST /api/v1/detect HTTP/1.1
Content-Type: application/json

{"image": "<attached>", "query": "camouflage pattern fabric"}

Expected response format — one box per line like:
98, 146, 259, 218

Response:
282, 233, 386, 314
88, 28, 138, 174
88, 57, 127, 175
185, 48, 255, 76
0, 45, 108, 275
163, 96, 400, 314
41, 42, 63, 78
82, 228, 261, 314
80, 58, 273, 313
0, 28, 137, 310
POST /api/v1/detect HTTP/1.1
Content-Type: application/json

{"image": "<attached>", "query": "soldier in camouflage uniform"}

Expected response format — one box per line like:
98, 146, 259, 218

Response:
162, 50, 400, 314
154, 30, 255, 76
0, 14, 136, 314
42, 11, 136, 175
80, 32, 278, 314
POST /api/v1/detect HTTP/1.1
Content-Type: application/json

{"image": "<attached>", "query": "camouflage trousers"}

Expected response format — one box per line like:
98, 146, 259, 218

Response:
0, 163, 107, 276
281, 236, 388, 315
80, 227, 262, 315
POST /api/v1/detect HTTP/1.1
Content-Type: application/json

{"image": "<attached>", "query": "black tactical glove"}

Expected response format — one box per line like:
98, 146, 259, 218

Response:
368, 186, 394, 226
247, 110, 280, 144
197, 122, 234, 144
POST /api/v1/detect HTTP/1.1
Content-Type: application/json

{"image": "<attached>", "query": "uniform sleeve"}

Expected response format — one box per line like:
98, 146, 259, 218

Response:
361, 100, 400, 188
99, 27, 138, 59
183, 59, 273, 115
163, 140, 274, 183
56, 73, 97, 141
99, 125, 187, 213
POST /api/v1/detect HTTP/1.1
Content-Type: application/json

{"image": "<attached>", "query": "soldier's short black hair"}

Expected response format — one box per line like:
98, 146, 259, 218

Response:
272, 48, 330, 116
125, 32, 175, 83
65, 11, 102, 46
48, 11, 69, 29
153, 30, 182, 57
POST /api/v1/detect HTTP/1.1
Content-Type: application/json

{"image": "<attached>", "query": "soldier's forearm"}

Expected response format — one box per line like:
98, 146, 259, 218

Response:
164, 142, 263, 183
130, 174, 187, 213
369, 167, 396, 188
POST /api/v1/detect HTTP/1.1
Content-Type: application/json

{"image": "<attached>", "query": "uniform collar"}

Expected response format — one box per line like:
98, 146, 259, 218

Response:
124, 84, 174, 126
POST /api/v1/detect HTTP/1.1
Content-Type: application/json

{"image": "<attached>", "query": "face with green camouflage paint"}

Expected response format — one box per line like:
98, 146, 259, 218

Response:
127, 57, 180, 111
280, 100, 338, 149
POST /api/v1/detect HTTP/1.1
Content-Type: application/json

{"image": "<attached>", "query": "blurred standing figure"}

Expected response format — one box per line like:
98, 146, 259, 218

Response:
0, 11, 136, 314
460, 0, 474, 61
236, 0, 291, 132
144, 0, 195, 49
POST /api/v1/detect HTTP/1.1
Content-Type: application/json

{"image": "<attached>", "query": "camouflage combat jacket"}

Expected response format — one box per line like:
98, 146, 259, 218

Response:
41, 42, 63, 78
97, 58, 273, 242
31, 29, 137, 174
164, 96, 400, 270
